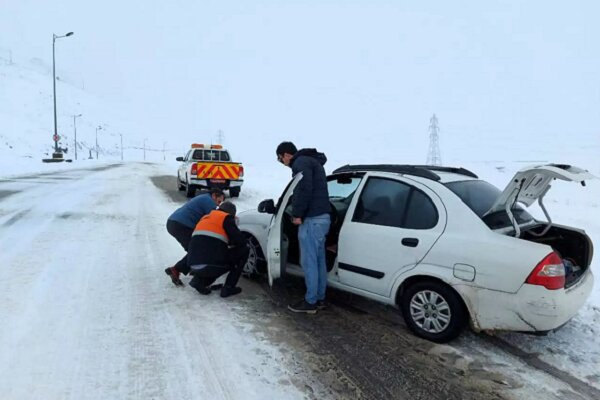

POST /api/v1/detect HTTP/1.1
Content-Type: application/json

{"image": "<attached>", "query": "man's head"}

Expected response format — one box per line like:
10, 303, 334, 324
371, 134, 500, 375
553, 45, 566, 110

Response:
276, 141, 297, 166
218, 201, 236, 216
209, 188, 225, 205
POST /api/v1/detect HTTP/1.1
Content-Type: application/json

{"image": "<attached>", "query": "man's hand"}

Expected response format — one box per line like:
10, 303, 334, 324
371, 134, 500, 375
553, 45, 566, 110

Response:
292, 217, 303, 225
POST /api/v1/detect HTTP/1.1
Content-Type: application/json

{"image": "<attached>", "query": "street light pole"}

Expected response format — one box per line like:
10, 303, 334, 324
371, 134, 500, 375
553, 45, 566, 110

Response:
163, 141, 166, 161
73, 114, 82, 160
143, 138, 147, 161
95, 125, 102, 159
52, 32, 74, 158
119, 133, 123, 161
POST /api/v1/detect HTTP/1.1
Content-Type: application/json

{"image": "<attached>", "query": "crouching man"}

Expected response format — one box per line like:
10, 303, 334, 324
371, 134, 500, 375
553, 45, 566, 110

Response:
187, 201, 249, 298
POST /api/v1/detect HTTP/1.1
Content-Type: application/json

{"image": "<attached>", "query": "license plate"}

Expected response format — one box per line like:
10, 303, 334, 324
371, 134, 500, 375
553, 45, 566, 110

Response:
210, 179, 226, 183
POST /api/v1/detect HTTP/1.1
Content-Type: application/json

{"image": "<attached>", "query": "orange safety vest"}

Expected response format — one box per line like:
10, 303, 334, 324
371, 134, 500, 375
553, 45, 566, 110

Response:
192, 210, 229, 243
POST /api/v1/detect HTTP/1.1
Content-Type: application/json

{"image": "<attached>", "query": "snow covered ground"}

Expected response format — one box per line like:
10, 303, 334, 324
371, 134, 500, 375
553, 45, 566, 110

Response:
2, 22, 600, 399
0, 163, 324, 400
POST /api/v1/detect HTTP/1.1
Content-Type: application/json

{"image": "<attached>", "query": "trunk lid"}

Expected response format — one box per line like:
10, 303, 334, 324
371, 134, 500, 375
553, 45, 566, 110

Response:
484, 164, 596, 216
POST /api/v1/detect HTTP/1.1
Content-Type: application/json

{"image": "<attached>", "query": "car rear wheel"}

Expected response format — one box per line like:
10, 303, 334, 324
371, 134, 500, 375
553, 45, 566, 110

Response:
401, 280, 466, 343
177, 176, 185, 191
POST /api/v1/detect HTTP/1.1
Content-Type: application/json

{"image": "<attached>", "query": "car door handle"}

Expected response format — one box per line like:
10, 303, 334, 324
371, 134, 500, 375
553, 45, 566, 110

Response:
402, 238, 419, 247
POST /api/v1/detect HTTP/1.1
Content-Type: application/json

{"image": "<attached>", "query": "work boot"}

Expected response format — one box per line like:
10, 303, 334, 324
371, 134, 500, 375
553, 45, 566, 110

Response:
288, 299, 318, 314
189, 278, 211, 295
164, 267, 184, 286
220, 286, 242, 298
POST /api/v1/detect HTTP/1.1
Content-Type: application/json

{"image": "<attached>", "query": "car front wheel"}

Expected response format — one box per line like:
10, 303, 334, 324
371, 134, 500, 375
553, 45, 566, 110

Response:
242, 235, 265, 279
401, 280, 467, 343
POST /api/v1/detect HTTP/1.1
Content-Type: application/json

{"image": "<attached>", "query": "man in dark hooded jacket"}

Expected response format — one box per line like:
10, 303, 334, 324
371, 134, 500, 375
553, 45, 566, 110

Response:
276, 141, 331, 313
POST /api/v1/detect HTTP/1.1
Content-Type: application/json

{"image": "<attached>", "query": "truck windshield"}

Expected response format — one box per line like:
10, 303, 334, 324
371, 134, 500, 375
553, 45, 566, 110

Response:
445, 180, 535, 229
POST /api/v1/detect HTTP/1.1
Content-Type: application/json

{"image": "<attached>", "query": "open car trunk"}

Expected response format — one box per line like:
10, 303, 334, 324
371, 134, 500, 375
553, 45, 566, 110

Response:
520, 224, 594, 289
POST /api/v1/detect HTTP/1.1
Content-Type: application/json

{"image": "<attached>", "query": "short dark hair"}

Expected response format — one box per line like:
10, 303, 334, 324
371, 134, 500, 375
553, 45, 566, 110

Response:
276, 141, 297, 157
218, 201, 236, 216
209, 188, 225, 197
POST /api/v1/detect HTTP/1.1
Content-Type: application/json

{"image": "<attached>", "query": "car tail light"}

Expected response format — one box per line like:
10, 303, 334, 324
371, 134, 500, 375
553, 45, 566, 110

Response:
525, 252, 565, 290
191, 164, 198, 176
239, 166, 244, 178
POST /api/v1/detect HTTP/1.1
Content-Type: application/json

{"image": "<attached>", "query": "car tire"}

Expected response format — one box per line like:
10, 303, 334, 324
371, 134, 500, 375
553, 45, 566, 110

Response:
400, 280, 467, 343
230, 187, 241, 197
242, 235, 265, 279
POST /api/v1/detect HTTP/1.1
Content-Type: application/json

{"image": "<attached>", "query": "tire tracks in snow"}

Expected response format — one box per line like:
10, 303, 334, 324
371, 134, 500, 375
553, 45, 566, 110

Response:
483, 336, 600, 399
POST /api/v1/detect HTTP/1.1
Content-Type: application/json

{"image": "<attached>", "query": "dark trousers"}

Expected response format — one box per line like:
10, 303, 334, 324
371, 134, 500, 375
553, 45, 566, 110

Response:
190, 245, 250, 288
166, 219, 194, 275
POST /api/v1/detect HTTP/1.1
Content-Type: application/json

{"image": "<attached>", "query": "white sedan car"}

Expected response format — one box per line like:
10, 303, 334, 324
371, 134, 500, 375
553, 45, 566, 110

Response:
238, 164, 595, 342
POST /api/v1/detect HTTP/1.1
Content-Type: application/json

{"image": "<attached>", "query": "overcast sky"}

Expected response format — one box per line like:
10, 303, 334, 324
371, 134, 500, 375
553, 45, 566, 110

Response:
1, 0, 598, 161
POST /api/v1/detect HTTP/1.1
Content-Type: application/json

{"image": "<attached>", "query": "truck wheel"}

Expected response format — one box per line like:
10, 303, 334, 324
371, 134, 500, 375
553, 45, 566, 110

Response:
186, 184, 196, 198
177, 177, 185, 191
400, 280, 467, 343
230, 187, 240, 197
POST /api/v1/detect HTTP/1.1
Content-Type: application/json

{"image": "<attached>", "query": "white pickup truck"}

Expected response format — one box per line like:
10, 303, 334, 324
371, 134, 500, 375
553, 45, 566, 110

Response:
176, 144, 244, 198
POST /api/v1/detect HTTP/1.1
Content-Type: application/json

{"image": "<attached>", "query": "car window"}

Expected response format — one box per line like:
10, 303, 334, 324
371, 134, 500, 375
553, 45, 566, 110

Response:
445, 180, 534, 229
328, 176, 362, 200
404, 189, 438, 229
352, 177, 438, 229
220, 151, 231, 161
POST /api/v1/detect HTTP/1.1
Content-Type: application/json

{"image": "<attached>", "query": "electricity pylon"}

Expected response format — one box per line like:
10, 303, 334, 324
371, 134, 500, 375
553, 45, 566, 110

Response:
426, 114, 442, 166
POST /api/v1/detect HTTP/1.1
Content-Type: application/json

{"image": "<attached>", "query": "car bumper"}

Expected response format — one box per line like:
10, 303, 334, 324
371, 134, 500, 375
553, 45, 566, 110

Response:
460, 269, 594, 332
515, 269, 594, 331
190, 179, 243, 188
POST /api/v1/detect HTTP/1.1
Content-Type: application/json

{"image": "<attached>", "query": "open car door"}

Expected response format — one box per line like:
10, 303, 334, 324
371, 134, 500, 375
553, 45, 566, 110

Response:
484, 164, 597, 236
266, 173, 303, 286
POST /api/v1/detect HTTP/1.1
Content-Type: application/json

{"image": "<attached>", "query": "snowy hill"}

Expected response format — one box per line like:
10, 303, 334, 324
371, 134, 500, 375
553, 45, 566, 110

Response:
0, 47, 179, 173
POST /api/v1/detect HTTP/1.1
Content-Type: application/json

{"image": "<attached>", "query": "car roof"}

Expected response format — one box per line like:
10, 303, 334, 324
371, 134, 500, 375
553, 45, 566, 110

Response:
332, 164, 478, 182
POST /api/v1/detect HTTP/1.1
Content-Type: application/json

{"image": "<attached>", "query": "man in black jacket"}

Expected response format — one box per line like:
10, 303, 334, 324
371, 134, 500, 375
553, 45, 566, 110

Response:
187, 201, 249, 298
276, 141, 331, 313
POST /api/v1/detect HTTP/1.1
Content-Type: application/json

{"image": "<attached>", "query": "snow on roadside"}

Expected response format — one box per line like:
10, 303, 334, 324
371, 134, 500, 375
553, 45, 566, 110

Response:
0, 162, 318, 400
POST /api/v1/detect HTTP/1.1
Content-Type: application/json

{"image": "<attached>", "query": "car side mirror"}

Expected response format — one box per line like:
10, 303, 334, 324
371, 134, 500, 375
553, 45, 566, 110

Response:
176, 156, 184, 162
258, 199, 276, 214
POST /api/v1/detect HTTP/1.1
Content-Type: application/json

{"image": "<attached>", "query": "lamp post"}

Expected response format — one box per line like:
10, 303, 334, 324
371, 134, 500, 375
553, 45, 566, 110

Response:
52, 31, 74, 158
119, 133, 123, 161
95, 125, 102, 159
143, 138, 147, 161
162, 141, 167, 161
72, 114, 82, 160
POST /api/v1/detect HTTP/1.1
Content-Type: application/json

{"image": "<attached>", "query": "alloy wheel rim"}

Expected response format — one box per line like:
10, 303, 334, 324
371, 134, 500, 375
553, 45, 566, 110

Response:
409, 290, 451, 334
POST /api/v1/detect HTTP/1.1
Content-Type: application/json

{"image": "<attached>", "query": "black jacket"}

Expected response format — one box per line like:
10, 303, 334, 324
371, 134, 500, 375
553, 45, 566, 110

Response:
290, 148, 330, 219
187, 215, 247, 267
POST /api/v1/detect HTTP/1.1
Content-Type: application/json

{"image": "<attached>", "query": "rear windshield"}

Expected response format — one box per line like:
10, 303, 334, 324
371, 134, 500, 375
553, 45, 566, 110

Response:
192, 150, 230, 162
445, 180, 534, 229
